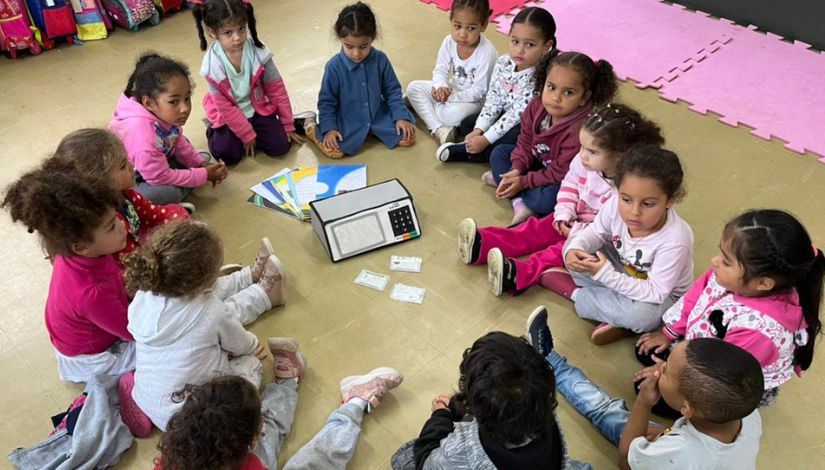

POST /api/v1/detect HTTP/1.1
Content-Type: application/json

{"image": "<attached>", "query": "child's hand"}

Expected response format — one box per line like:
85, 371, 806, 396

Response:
636, 331, 673, 355
431, 394, 452, 411
323, 130, 343, 150
244, 139, 257, 158
431, 86, 452, 102
205, 162, 227, 186
577, 250, 608, 275
565, 249, 599, 272
496, 174, 523, 199
253, 343, 269, 361
554, 219, 573, 236
396, 119, 416, 140
465, 135, 490, 154
287, 131, 306, 144
633, 359, 664, 408
464, 128, 483, 140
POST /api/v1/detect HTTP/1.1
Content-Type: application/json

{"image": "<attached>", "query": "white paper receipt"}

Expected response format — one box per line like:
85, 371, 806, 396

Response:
355, 270, 390, 291
390, 283, 426, 304
390, 255, 422, 273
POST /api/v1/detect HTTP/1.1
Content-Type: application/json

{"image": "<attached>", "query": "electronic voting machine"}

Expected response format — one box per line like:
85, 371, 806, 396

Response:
310, 179, 421, 262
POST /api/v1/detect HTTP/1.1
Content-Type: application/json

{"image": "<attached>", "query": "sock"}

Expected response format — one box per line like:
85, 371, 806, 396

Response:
570, 288, 580, 301
347, 397, 369, 410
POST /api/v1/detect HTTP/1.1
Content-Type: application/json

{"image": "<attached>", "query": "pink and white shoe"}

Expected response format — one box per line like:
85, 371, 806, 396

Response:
267, 337, 307, 382
590, 322, 635, 345
118, 371, 153, 438
340, 367, 403, 413
251, 237, 275, 282
258, 255, 286, 306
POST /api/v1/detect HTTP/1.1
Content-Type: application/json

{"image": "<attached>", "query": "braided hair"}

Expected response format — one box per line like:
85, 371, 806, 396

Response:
723, 209, 824, 370
192, 0, 263, 51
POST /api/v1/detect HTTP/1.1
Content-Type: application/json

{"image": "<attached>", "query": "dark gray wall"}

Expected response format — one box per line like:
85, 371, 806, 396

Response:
672, 0, 825, 51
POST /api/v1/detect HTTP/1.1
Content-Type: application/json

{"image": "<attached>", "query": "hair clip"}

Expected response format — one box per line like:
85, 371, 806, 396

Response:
625, 120, 636, 129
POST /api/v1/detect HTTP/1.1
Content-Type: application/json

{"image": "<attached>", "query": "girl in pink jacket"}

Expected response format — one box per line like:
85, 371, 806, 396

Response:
458, 104, 664, 299
109, 53, 228, 205
194, 0, 306, 165
638, 209, 823, 405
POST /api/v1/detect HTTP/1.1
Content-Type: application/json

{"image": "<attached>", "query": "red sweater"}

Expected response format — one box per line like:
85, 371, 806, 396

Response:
509, 98, 591, 189
45, 254, 132, 356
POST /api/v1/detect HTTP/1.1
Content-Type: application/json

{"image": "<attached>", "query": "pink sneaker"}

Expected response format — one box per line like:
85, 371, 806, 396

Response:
258, 255, 286, 306
118, 371, 153, 437
267, 337, 307, 382
340, 367, 403, 412
590, 322, 635, 345
251, 237, 275, 282
538, 268, 578, 300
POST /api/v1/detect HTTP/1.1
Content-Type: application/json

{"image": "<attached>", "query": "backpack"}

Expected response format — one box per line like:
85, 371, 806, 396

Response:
0, 0, 42, 57
101, 0, 158, 31
25, 0, 77, 48
152, 0, 182, 17
71, 0, 112, 41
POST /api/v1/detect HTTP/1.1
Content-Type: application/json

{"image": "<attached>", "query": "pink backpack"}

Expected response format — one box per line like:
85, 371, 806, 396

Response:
0, 0, 42, 57
101, 0, 158, 31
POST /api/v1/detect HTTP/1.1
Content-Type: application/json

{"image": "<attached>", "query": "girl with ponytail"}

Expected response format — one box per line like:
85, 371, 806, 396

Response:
194, 0, 308, 165
638, 208, 823, 406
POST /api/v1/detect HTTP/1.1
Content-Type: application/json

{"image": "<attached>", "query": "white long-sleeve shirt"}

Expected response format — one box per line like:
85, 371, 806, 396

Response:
431, 35, 498, 104
474, 54, 536, 144
564, 196, 695, 304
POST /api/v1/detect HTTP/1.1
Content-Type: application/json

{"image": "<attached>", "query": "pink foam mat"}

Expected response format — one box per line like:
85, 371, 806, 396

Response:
655, 29, 825, 159
494, 0, 741, 87
421, 0, 533, 19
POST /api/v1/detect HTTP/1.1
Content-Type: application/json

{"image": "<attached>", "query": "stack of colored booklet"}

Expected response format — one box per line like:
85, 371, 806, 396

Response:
248, 165, 367, 221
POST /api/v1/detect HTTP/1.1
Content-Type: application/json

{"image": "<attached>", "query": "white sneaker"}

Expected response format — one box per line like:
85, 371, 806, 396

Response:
180, 202, 196, 214
457, 218, 479, 264
433, 126, 456, 145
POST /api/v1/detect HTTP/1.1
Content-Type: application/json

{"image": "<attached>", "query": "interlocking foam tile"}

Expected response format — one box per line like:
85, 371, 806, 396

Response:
420, 0, 533, 19
494, 0, 741, 88
657, 28, 825, 159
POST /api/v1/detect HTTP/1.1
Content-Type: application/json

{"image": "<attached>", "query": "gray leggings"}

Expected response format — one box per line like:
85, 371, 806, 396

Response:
254, 380, 365, 470
571, 244, 675, 333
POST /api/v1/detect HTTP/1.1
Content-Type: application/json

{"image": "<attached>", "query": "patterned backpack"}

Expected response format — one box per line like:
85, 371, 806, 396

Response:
25, 0, 77, 48
0, 0, 41, 57
71, 0, 112, 41
100, 0, 158, 31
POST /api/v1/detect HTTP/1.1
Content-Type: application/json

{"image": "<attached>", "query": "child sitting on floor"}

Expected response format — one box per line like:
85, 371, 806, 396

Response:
637, 209, 823, 408
561, 145, 694, 345
304, 2, 416, 158
109, 53, 228, 204
195, 0, 309, 165
406, 0, 499, 144
437, 6, 557, 164
2, 160, 133, 384
525, 306, 764, 470
118, 221, 286, 437
154, 341, 402, 470
53, 128, 190, 265
457, 103, 664, 298
484, 51, 618, 224
392, 331, 583, 470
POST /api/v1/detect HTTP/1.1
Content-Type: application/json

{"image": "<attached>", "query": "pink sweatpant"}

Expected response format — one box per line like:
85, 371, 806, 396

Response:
475, 213, 567, 290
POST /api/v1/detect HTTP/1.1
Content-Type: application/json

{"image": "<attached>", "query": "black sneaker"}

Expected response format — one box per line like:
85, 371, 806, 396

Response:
526, 306, 553, 357
436, 142, 471, 163
487, 248, 520, 296
457, 218, 481, 264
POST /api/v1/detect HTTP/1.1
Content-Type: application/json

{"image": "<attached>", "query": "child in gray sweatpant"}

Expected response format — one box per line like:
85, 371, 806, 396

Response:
154, 337, 403, 470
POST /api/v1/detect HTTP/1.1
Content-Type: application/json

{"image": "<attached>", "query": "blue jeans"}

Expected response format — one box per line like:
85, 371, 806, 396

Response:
458, 113, 521, 163
546, 350, 630, 446
490, 144, 561, 216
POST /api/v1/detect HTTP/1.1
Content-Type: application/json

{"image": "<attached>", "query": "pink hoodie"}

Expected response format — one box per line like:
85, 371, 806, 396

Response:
662, 268, 809, 389
108, 94, 207, 188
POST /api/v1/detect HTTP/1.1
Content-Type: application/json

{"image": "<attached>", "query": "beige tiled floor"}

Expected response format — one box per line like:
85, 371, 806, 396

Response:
2, 1, 825, 468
